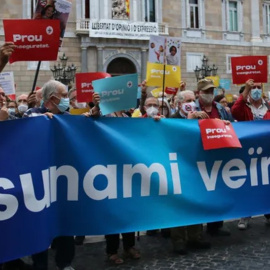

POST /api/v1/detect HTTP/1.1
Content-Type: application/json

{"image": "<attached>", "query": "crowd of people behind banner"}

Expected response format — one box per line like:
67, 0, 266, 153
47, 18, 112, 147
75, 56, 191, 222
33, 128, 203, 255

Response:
1, 41, 270, 270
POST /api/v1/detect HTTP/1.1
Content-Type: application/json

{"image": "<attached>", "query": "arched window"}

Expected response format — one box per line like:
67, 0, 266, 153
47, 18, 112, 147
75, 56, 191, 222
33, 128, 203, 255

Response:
107, 58, 136, 76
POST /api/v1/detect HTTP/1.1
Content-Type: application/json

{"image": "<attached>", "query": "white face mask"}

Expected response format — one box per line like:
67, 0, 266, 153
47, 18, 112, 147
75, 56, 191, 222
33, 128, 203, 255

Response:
18, 104, 28, 113
8, 108, 16, 114
181, 101, 196, 114
146, 106, 159, 118
200, 94, 214, 104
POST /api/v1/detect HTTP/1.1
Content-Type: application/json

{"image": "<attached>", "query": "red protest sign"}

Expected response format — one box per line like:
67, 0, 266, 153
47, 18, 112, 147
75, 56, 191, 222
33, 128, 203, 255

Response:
3, 19, 60, 63
199, 119, 242, 150
165, 87, 178, 95
231, 56, 268, 84
76, 72, 111, 103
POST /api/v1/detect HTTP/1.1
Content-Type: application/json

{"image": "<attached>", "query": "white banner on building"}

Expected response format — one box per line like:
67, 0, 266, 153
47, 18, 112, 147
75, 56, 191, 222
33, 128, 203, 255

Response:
89, 19, 159, 40
0, 72, 15, 95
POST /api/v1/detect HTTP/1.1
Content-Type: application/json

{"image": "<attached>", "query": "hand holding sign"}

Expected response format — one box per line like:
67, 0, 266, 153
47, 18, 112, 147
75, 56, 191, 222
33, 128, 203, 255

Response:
0, 42, 16, 72
0, 106, 9, 121
241, 79, 263, 102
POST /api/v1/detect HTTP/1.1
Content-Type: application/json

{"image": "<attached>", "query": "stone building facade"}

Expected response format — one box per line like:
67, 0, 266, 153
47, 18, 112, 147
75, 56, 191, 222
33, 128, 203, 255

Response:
1, 0, 270, 95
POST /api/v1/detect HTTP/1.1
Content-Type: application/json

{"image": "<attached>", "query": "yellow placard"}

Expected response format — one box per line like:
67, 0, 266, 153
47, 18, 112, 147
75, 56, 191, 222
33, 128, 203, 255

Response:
206, 76, 220, 87
146, 62, 181, 88
131, 108, 142, 118
151, 87, 162, 98
225, 94, 233, 103
70, 108, 89, 115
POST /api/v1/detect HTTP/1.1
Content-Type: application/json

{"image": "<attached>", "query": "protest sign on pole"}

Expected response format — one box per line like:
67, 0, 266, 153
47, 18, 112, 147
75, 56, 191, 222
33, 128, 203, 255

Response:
147, 35, 181, 89
146, 62, 181, 88
3, 19, 60, 63
76, 72, 111, 103
93, 74, 138, 115
231, 56, 268, 84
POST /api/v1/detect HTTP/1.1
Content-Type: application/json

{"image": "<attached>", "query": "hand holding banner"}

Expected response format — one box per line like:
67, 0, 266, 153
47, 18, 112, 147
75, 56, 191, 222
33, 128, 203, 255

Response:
231, 56, 268, 84
92, 74, 138, 115
76, 72, 111, 103
3, 19, 60, 63
199, 119, 242, 150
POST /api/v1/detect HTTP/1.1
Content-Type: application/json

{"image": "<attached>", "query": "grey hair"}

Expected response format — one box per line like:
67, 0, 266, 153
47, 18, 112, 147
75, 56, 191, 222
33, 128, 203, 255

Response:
175, 90, 195, 104
68, 88, 76, 98
145, 96, 159, 106
42, 80, 65, 102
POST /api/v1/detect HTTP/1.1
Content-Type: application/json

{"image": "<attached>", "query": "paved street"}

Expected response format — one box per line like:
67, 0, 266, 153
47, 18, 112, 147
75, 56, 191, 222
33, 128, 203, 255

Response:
48, 216, 270, 270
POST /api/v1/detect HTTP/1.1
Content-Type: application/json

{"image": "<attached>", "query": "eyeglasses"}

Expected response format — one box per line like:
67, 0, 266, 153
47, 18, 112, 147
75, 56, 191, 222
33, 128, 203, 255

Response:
252, 86, 262, 89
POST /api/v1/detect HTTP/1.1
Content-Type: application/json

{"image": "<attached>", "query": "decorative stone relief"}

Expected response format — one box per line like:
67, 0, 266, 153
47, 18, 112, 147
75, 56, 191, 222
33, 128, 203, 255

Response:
112, 0, 129, 20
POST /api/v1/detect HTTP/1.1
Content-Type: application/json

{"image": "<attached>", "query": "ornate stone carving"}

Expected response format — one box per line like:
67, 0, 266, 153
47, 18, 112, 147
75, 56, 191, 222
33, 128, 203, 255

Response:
112, 0, 129, 20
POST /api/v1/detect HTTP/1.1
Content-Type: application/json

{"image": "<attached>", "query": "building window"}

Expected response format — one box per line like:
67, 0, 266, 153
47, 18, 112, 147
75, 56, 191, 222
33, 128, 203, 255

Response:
186, 53, 203, 72
229, 1, 238, 31
144, 0, 156, 22
226, 54, 241, 73
189, 0, 199, 29
222, 0, 243, 40
23, 0, 36, 18
83, 0, 90, 19
263, 2, 270, 35
224, 0, 243, 33
27, 61, 50, 71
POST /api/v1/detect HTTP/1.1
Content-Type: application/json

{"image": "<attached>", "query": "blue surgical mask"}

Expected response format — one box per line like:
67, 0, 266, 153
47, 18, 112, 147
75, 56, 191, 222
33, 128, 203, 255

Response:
250, 88, 262, 101
55, 97, 70, 112
40, 99, 44, 108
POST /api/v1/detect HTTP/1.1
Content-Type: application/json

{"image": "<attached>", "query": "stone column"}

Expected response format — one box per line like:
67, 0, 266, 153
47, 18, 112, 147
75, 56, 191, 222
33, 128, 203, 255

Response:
141, 48, 147, 80
81, 47, 88, 72
251, 0, 262, 42
97, 46, 104, 72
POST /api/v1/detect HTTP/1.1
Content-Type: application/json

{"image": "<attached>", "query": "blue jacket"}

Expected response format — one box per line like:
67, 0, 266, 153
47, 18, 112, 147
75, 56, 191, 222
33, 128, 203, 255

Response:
195, 99, 234, 122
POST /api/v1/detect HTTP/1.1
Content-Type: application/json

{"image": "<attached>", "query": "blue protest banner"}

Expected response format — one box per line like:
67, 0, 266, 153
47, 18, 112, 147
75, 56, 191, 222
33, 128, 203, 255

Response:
1, 117, 270, 263
93, 74, 138, 115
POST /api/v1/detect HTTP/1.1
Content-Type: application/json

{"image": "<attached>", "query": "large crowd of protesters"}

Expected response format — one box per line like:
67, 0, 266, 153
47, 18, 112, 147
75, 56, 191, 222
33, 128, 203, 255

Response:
1, 41, 270, 270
